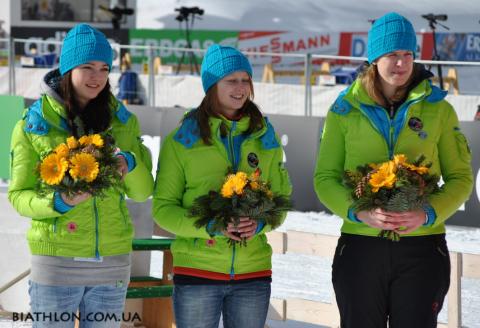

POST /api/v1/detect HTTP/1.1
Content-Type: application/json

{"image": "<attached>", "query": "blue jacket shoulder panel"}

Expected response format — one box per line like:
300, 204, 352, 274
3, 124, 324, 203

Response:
23, 99, 50, 135
330, 87, 353, 115
425, 82, 448, 103
260, 118, 280, 150
174, 116, 201, 149
116, 102, 132, 124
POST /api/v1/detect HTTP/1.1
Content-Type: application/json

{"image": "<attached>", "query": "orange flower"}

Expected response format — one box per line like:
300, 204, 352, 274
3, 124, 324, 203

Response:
54, 143, 69, 158
393, 154, 407, 165
220, 172, 248, 198
69, 153, 99, 182
66, 136, 78, 149
404, 163, 429, 174
369, 161, 396, 193
79, 134, 104, 148
40, 153, 68, 185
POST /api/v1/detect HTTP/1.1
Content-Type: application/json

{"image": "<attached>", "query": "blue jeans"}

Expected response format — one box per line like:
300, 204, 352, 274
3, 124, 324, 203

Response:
173, 280, 271, 328
29, 281, 128, 328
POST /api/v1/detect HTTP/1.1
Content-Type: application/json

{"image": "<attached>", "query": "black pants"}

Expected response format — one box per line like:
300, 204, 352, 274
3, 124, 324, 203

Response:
332, 233, 450, 328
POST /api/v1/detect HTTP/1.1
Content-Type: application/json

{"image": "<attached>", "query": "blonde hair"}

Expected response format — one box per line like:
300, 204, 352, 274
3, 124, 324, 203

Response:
359, 63, 418, 108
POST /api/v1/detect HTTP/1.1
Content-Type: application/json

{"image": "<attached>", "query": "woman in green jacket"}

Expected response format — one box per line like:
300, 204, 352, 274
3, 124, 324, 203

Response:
314, 13, 472, 328
153, 44, 291, 328
8, 24, 153, 327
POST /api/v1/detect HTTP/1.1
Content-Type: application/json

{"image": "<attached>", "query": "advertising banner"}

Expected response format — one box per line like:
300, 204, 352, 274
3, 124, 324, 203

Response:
128, 29, 238, 64
238, 31, 340, 66
11, 27, 128, 57
339, 32, 425, 60
436, 33, 480, 61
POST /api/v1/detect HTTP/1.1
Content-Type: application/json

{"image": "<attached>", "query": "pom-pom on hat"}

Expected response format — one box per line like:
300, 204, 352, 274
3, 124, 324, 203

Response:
201, 44, 253, 93
59, 24, 113, 75
367, 12, 417, 63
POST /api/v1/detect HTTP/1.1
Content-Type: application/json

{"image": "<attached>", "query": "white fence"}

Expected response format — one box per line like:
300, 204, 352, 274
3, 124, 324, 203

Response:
265, 230, 480, 328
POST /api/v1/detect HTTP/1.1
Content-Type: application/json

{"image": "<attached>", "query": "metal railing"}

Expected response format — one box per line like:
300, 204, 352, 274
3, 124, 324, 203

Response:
2, 38, 480, 116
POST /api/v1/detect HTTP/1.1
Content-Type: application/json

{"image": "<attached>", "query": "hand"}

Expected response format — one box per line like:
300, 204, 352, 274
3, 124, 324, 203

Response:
116, 154, 129, 180
223, 217, 258, 241
388, 209, 427, 234
357, 208, 426, 234
356, 208, 403, 230
61, 192, 91, 206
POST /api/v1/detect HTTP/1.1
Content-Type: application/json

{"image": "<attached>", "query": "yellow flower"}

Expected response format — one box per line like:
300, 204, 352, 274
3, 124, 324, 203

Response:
79, 134, 104, 148
40, 153, 68, 185
369, 162, 396, 193
393, 154, 407, 165
221, 181, 235, 198
266, 190, 274, 199
220, 172, 248, 198
66, 136, 78, 149
69, 153, 99, 182
54, 143, 69, 158
414, 166, 429, 174
250, 181, 260, 191
404, 163, 429, 175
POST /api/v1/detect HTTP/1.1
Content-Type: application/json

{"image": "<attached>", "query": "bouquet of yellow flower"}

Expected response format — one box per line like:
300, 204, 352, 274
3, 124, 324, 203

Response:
188, 169, 292, 246
343, 154, 440, 241
36, 134, 124, 198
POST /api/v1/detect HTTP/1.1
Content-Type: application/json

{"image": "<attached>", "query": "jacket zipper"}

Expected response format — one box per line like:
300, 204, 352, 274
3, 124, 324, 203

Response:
229, 121, 237, 172
227, 121, 237, 278
230, 244, 236, 279
360, 97, 423, 159
358, 105, 390, 156
53, 218, 57, 233
119, 194, 128, 227
93, 197, 100, 258
389, 108, 394, 159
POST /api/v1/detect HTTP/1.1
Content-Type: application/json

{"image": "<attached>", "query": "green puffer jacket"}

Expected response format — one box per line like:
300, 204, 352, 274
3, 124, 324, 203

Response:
314, 78, 473, 237
152, 112, 291, 279
9, 74, 154, 258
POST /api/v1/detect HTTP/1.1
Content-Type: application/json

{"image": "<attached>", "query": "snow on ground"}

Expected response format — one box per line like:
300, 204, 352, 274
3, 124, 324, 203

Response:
2, 211, 479, 328
152, 211, 480, 328
266, 211, 480, 327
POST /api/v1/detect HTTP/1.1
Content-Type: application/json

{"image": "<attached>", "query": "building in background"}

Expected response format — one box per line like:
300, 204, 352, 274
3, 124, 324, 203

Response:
10, 0, 136, 62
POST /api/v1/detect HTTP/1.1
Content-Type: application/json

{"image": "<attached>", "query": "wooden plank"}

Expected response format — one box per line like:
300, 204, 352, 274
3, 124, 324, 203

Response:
123, 299, 143, 326
287, 230, 338, 258
448, 252, 462, 328
286, 298, 339, 327
462, 253, 480, 279
136, 251, 175, 328
143, 297, 175, 328
267, 298, 286, 321
267, 231, 286, 254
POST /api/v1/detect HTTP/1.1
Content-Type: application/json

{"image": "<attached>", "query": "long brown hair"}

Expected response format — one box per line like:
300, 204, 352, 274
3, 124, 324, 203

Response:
359, 62, 421, 108
184, 78, 264, 145
60, 71, 113, 138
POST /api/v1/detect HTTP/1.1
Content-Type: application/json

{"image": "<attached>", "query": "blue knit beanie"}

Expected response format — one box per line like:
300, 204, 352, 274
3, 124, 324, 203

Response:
201, 44, 253, 93
367, 12, 417, 63
59, 24, 113, 75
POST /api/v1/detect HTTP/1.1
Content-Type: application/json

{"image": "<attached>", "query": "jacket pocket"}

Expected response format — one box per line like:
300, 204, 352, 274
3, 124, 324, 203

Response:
454, 130, 471, 162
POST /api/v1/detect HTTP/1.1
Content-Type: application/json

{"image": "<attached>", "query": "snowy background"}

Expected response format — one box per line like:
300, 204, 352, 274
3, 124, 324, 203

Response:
136, 0, 480, 33
1, 210, 479, 327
